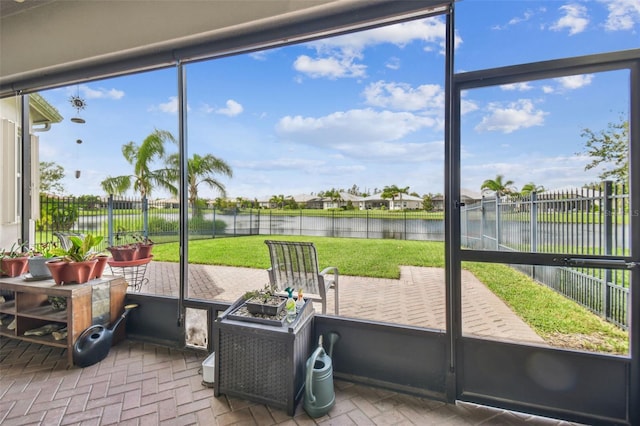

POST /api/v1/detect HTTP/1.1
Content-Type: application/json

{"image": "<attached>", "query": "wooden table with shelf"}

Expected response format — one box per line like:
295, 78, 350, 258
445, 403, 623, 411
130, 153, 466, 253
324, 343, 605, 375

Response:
0, 274, 127, 367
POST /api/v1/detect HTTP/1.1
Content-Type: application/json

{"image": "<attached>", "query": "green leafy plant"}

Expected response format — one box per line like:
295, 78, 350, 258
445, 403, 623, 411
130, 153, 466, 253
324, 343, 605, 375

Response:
133, 234, 154, 245
243, 283, 278, 303
32, 242, 59, 258
1, 242, 29, 259
51, 233, 104, 262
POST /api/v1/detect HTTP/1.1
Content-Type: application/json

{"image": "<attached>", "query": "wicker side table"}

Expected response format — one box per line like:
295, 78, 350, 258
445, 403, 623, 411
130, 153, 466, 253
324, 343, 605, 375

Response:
213, 298, 314, 415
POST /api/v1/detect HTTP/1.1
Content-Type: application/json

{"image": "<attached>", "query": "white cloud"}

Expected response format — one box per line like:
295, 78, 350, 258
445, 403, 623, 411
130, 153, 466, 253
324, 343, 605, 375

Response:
156, 96, 179, 114
293, 55, 366, 79
236, 157, 326, 171
69, 84, 124, 100
493, 10, 535, 30
542, 86, 554, 94
249, 51, 269, 61
462, 153, 603, 192
601, 0, 640, 31
461, 99, 479, 115
276, 109, 441, 158
363, 81, 444, 112
500, 82, 533, 91
555, 74, 594, 89
200, 103, 214, 114
385, 57, 401, 70
311, 18, 447, 53
336, 140, 443, 162
475, 99, 547, 134
294, 17, 449, 79
550, 4, 589, 35
216, 99, 243, 117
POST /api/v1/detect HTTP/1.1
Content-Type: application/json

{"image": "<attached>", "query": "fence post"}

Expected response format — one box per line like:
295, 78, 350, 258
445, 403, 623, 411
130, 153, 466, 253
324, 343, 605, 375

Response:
300, 209, 303, 236
530, 192, 538, 280
530, 192, 538, 252
366, 209, 369, 239
142, 196, 149, 239
107, 194, 114, 245
403, 210, 407, 240
603, 180, 613, 319
213, 208, 217, 238
332, 210, 335, 237
233, 207, 237, 236
480, 196, 486, 250
495, 196, 501, 250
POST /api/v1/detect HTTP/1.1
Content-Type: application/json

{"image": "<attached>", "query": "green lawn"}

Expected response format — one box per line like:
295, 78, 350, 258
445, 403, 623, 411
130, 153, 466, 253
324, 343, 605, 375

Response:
152, 235, 628, 354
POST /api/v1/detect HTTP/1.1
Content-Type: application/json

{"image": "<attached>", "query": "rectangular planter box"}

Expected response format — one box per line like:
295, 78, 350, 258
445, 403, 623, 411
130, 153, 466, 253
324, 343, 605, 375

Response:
245, 296, 286, 316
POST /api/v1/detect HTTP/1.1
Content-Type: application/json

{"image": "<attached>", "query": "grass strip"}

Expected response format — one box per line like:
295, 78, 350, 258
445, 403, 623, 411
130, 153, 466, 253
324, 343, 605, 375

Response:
152, 235, 628, 354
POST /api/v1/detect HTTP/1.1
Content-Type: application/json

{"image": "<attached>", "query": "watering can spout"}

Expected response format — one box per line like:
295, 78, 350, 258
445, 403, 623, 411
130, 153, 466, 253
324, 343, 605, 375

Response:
304, 334, 337, 418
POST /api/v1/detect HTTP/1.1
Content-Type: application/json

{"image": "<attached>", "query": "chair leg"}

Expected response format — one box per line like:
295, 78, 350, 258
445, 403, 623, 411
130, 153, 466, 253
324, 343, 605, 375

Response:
334, 283, 339, 315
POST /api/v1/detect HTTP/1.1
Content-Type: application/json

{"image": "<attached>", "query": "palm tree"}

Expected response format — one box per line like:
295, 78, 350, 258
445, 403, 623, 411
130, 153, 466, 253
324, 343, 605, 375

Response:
166, 153, 232, 217
100, 129, 177, 197
323, 189, 343, 208
381, 185, 409, 209
520, 182, 545, 197
480, 175, 516, 197
269, 194, 285, 209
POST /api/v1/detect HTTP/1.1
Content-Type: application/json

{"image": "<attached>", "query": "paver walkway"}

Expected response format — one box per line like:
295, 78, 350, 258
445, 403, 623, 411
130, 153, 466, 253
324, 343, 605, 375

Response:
142, 262, 545, 346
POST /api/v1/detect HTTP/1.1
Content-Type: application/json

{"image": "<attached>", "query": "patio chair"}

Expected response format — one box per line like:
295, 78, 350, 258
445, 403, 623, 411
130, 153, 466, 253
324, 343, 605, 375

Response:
53, 232, 85, 251
264, 240, 339, 315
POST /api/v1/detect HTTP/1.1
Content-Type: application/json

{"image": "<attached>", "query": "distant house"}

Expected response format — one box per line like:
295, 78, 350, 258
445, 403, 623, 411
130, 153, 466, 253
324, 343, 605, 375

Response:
360, 194, 388, 210
360, 193, 423, 210
322, 192, 363, 209
291, 194, 324, 209
153, 198, 180, 209
431, 189, 481, 211
536, 186, 603, 212
389, 193, 423, 210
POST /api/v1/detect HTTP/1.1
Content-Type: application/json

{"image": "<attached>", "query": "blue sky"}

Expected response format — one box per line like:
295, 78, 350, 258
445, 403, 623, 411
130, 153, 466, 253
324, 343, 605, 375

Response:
39, 0, 640, 200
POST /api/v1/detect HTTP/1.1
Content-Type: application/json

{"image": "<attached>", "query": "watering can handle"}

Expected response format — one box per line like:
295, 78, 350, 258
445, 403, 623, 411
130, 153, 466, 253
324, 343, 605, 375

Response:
305, 346, 325, 404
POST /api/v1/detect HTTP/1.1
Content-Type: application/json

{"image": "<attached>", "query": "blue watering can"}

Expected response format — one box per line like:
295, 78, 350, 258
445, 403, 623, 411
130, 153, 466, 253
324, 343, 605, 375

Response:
304, 333, 340, 418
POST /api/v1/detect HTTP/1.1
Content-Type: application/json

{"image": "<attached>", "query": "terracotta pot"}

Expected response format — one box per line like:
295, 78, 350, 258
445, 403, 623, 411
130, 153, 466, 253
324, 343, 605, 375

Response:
107, 246, 138, 262
46, 259, 98, 285
135, 243, 154, 259
93, 255, 109, 279
1, 256, 29, 277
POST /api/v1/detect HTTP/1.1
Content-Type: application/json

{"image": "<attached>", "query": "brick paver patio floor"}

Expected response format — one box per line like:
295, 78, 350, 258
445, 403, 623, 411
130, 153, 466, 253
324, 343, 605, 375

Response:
0, 262, 577, 425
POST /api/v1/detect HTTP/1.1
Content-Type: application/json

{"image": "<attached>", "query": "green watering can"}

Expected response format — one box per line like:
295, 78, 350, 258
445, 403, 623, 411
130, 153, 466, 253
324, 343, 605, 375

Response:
304, 333, 340, 418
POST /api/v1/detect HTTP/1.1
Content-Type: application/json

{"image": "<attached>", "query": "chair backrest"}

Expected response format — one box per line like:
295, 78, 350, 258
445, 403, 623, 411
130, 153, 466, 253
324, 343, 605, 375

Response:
265, 240, 322, 296
53, 232, 84, 252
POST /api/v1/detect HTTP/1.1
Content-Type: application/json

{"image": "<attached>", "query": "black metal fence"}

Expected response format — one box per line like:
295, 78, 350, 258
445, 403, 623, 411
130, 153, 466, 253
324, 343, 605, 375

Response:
461, 181, 630, 329
37, 183, 631, 328
35, 195, 444, 250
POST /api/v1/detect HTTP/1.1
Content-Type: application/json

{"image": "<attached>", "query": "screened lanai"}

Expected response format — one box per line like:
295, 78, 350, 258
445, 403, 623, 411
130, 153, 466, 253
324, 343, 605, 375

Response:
1, 1, 639, 424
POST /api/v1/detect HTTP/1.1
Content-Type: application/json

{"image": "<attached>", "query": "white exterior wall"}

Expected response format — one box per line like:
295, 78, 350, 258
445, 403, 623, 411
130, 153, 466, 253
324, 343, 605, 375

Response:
0, 97, 39, 249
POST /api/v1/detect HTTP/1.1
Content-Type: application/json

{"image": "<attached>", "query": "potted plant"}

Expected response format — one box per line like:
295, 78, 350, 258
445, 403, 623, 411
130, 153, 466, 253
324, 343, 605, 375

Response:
133, 234, 154, 259
106, 243, 138, 262
1, 242, 30, 277
27, 242, 60, 279
243, 284, 286, 316
47, 233, 104, 285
